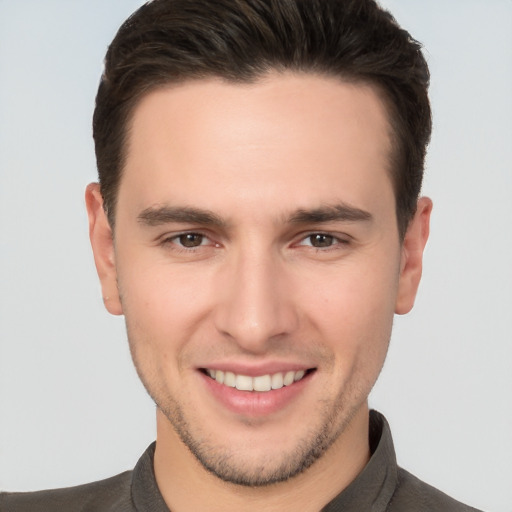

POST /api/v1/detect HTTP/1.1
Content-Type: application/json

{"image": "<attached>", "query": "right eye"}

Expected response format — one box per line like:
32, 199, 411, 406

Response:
303, 233, 336, 248
160, 231, 215, 251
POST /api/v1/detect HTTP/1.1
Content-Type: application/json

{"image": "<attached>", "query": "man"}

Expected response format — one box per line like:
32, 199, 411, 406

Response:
0, 0, 483, 510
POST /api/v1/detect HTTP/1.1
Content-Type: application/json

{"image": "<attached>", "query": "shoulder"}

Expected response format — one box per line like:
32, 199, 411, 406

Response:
389, 467, 484, 512
0, 471, 134, 512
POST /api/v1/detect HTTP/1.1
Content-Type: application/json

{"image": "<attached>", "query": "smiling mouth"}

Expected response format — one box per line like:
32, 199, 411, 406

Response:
202, 368, 314, 392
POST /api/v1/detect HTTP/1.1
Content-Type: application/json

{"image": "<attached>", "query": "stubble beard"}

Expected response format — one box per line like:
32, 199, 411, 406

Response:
123, 313, 386, 487
132, 352, 368, 488
155, 392, 360, 487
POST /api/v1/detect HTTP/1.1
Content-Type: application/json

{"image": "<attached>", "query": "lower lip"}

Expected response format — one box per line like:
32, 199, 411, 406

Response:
200, 371, 313, 417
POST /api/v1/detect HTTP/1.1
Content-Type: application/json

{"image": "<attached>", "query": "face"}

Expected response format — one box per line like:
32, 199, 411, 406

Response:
87, 73, 430, 486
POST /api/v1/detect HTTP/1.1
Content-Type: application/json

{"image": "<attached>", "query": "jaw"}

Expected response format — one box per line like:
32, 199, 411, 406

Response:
153, 360, 372, 485
153, 397, 372, 512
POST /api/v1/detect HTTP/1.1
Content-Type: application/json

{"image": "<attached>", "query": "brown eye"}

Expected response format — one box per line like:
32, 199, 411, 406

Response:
309, 234, 334, 247
178, 233, 204, 247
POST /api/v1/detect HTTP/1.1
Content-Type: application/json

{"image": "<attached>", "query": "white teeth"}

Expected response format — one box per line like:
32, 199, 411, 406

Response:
294, 370, 305, 382
235, 374, 253, 391
253, 374, 272, 392
271, 372, 284, 390
206, 368, 308, 392
224, 371, 236, 387
283, 371, 295, 386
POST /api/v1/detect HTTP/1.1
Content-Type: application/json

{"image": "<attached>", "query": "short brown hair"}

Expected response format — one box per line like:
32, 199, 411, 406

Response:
93, 0, 431, 239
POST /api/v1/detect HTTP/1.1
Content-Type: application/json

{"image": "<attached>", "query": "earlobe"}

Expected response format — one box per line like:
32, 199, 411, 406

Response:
395, 196, 432, 315
85, 183, 123, 316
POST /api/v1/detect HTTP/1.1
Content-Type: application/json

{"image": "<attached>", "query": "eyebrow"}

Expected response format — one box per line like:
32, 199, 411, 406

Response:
137, 206, 227, 228
137, 202, 373, 228
288, 203, 373, 224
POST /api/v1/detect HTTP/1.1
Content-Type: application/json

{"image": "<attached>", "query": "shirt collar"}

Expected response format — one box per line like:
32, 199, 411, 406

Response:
131, 410, 397, 512
321, 410, 398, 511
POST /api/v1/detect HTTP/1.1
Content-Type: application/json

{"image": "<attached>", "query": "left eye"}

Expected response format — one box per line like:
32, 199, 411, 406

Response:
175, 233, 207, 248
300, 233, 337, 248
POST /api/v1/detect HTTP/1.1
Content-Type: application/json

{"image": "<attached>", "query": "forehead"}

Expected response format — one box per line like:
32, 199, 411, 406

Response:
119, 72, 394, 222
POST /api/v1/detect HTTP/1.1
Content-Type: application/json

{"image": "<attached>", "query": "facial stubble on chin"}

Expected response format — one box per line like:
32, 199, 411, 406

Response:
126, 336, 374, 488
154, 391, 362, 487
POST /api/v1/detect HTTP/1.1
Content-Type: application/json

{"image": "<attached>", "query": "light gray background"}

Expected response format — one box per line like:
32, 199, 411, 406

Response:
0, 1, 510, 511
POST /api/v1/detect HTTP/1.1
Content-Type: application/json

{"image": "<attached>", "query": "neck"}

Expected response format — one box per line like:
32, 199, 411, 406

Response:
153, 405, 371, 512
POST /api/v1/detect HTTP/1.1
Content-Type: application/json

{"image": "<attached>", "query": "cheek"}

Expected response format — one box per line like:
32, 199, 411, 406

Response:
300, 258, 399, 355
117, 251, 213, 322
117, 267, 198, 388
306, 259, 398, 315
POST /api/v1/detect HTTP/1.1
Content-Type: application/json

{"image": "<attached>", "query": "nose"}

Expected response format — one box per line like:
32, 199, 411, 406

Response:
213, 247, 299, 353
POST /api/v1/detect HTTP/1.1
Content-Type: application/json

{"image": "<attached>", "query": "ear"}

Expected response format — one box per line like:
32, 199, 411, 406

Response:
395, 196, 433, 315
85, 183, 123, 316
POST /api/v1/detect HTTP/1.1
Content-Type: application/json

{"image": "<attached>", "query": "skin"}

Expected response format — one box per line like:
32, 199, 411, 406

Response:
86, 72, 431, 512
